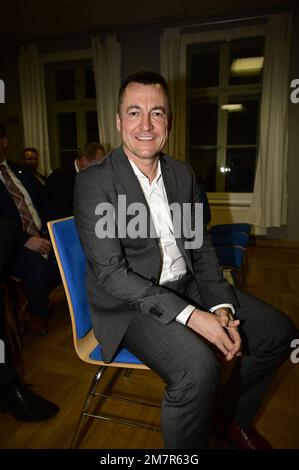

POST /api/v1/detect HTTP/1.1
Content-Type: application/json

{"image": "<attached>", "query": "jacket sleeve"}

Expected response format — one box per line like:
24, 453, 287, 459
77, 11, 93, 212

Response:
189, 171, 240, 310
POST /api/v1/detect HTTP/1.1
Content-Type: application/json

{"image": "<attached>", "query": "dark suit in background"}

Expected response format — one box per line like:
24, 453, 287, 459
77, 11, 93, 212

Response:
0, 216, 60, 420
46, 141, 106, 220
74, 146, 297, 448
0, 161, 51, 239
0, 217, 20, 382
46, 161, 77, 219
0, 161, 59, 320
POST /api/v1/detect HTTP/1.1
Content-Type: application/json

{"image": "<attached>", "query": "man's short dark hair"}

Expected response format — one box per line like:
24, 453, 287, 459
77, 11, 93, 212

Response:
118, 71, 172, 115
0, 122, 7, 139
80, 142, 106, 162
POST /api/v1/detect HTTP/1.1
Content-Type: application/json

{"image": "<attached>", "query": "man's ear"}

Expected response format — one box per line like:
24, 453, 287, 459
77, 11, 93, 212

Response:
116, 114, 121, 132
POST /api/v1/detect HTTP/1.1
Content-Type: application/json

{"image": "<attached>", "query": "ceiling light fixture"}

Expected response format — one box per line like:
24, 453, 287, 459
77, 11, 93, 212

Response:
221, 104, 244, 112
230, 57, 264, 76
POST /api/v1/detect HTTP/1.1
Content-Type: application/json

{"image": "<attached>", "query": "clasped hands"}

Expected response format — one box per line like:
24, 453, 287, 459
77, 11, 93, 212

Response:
187, 307, 242, 361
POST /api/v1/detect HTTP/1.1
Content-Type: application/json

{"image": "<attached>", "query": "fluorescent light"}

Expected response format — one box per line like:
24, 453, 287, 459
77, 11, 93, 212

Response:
230, 57, 264, 76
221, 104, 244, 112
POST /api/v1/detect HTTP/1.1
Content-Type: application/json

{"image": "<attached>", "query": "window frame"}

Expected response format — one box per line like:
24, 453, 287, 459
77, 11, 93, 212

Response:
41, 49, 98, 170
180, 24, 267, 206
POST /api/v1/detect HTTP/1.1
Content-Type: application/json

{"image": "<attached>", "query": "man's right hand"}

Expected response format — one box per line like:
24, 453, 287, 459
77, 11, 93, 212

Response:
187, 308, 242, 361
24, 236, 52, 256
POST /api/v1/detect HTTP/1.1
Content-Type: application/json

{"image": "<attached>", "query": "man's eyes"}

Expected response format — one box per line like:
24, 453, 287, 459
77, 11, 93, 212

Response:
152, 111, 165, 119
127, 110, 165, 119
128, 111, 139, 117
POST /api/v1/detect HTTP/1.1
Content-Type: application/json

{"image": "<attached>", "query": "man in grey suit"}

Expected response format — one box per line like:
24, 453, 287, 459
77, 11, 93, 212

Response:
74, 71, 298, 449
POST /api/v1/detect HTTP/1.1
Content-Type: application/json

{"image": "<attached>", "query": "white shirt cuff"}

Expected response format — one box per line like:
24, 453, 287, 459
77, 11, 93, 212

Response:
176, 305, 196, 325
210, 303, 235, 315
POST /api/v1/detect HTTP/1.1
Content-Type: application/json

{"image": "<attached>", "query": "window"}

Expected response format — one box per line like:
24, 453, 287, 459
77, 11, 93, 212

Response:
187, 36, 264, 193
45, 60, 98, 170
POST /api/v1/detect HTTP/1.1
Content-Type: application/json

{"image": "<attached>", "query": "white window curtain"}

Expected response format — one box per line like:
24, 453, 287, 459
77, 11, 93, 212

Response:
91, 35, 121, 153
160, 28, 186, 161
19, 45, 51, 175
248, 13, 293, 228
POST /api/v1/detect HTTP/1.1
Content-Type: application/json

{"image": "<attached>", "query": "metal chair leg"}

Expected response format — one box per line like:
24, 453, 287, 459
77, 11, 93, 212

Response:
69, 365, 107, 448
123, 368, 132, 379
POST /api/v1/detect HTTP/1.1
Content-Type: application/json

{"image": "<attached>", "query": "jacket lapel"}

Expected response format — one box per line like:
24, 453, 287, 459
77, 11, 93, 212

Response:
112, 147, 192, 271
114, 147, 148, 205
160, 156, 192, 271
112, 147, 158, 238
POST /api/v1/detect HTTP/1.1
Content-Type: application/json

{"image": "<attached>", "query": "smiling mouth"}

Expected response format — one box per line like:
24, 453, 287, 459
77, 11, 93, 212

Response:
136, 136, 155, 141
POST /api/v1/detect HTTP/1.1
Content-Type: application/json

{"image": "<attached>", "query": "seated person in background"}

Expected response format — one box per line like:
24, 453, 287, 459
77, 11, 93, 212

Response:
0, 123, 60, 336
0, 217, 59, 421
46, 142, 106, 219
21, 147, 48, 186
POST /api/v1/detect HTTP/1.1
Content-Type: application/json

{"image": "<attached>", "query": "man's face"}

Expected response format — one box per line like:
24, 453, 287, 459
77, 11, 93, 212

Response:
23, 150, 38, 171
116, 82, 170, 162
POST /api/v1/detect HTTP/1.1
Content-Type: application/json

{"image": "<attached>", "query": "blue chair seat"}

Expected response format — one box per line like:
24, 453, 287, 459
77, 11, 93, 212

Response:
89, 344, 143, 364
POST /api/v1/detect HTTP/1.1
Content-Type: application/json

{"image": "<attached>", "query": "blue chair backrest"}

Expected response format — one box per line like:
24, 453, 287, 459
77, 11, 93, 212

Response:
210, 223, 251, 235
210, 231, 249, 248
215, 245, 245, 269
51, 218, 92, 339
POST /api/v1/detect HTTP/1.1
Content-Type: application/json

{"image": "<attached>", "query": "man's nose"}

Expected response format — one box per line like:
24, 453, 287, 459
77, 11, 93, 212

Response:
139, 114, 153, 131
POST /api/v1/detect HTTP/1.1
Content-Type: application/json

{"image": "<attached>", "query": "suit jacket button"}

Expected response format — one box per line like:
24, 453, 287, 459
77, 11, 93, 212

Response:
150, 277, 157, 284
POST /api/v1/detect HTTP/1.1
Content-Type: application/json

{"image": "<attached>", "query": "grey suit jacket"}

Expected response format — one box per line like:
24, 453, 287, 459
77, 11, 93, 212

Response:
74, 146, 238, 362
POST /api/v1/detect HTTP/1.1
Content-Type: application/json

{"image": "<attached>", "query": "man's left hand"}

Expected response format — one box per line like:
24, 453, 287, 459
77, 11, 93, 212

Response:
214, 307, 242, 360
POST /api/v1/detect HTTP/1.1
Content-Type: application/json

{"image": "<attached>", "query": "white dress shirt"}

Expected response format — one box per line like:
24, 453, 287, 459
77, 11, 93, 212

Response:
129, 159, 234, 324
74, 159, 80, 173
0, 159, 42, 232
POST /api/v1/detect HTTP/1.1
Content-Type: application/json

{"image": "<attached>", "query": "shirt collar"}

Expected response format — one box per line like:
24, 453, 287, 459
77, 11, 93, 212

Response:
74, 159, 80, 173
0, 158, 8, 167
129, 158, 161, 185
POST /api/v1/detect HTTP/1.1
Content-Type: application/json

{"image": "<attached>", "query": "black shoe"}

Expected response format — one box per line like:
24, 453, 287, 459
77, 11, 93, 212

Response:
0, 378, 59, 422
212, 414, 272, 449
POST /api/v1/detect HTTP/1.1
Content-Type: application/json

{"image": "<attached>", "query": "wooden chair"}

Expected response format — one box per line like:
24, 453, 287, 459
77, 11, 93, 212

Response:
47, 217, 160, 448
209, 224, 251, 286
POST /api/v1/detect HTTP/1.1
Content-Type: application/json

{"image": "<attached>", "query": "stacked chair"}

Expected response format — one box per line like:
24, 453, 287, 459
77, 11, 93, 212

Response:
209, 223, 251, 286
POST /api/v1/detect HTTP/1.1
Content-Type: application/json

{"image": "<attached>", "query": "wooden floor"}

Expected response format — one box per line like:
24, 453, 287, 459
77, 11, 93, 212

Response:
0, 240, 298, 449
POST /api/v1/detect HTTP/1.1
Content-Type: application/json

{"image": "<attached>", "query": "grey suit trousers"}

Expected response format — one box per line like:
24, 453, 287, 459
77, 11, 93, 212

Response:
122, 274, 298, 449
